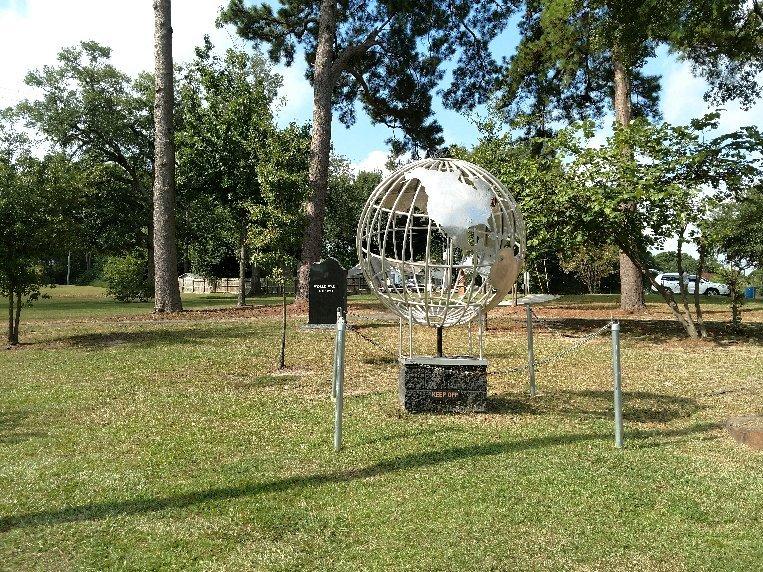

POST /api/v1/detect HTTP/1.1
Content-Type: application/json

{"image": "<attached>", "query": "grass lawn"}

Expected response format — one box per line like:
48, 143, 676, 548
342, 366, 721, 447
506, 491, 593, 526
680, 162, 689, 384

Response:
1, 287, 762, 571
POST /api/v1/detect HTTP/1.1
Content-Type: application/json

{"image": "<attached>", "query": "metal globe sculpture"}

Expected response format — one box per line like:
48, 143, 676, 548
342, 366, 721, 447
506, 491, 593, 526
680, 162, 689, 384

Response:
356, 158, 526, 328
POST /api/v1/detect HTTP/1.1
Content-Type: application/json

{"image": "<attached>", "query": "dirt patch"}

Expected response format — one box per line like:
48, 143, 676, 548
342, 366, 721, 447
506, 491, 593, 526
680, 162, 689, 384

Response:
99, 303, 310, 323
726, 416, 763, 450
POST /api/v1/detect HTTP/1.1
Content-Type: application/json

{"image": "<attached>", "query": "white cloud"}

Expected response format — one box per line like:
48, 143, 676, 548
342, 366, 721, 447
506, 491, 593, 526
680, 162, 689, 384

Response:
351, 150, 390, 175
0, 1, 314, 126
661, 61, 708, 125
661, 59, 763, 133
657, 236, 699, 259
0, 1, 234, 106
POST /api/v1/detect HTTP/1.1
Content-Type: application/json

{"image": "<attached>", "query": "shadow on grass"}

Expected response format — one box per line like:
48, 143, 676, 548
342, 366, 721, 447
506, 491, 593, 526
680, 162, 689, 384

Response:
348, 301, 387, 312
354, 426, 465, 447
490, 317, 763, 345
350, 321, 397, 330
55, 323, 271, 350
0, 422, 719, 533
0, 410, 46, 444
491, 389, 702, 424
360, 356, 397, 365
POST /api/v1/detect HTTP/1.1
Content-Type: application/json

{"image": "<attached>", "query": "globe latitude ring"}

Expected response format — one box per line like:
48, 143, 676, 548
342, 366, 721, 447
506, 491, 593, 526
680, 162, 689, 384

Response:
356, 158, 526, 328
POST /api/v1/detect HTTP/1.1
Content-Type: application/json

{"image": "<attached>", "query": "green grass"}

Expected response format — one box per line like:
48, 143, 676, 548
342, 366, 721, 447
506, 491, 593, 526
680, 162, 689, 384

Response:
1, 287, 762, 571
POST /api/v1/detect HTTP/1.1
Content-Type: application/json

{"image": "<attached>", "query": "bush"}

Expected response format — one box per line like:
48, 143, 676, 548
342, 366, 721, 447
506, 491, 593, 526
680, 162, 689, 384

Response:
103, 254, 153, 302
74, 258, 105, 286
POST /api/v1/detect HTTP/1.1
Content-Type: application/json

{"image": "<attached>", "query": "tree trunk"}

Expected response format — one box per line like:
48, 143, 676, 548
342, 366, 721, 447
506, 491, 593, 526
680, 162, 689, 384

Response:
729, 268, 743, 329
152, 0, 182, 313
66, 252, 71, 286
675, 233, 699, 338
694, 241, 708, 338
296, 0, 336, 300
645, 267, 698, 337
620, 241, 699, 337
12, 289, 22, 346
279, 263, 287, 369
247, 262, 260, 297
237, 220, 247, 307
7, 291, 16, 346
613, 46, 645, 312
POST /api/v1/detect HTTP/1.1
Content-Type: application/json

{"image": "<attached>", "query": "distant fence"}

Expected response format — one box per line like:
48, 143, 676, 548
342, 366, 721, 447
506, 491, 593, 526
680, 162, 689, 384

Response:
179, 276, 248, 294
179, 274, 369, 296
347, 275, 368, 294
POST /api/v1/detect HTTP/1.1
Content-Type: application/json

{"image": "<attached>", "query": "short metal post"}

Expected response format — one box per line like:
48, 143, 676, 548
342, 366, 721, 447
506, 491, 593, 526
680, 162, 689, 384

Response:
468, 320, 473, 355
612, 321, 623, 448
398, 317, 403, 358
408, 310, 413, 357
436, 326, 443, 357
334, 308, 346, 452
478, 311, 484, 360
526, 304, 536, 397
331, 332, 339, 400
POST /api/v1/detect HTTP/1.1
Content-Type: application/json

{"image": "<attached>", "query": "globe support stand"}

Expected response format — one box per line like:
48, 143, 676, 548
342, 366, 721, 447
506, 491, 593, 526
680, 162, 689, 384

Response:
355, 158, 527, 414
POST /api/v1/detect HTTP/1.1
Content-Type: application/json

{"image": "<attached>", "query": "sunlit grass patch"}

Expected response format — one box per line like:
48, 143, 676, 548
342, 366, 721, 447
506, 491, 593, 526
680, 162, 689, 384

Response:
1, 287, 762, 570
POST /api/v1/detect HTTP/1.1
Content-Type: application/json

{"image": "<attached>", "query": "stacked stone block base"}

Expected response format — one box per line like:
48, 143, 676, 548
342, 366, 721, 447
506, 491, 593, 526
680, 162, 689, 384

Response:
399, 357, 487, 413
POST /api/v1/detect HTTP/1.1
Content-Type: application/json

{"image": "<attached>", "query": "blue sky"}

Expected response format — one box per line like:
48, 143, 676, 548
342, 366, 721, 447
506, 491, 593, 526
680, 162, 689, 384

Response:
1, 0, 761, 175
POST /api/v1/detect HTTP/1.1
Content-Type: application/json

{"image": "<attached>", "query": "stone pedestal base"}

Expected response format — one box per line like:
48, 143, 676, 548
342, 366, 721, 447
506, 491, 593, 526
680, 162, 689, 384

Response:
399, 356, 487, 413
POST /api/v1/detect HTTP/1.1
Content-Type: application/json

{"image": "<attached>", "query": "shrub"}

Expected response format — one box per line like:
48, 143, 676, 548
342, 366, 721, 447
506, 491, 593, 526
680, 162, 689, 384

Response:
103, 254, 153, 302
74, 258, 105, 286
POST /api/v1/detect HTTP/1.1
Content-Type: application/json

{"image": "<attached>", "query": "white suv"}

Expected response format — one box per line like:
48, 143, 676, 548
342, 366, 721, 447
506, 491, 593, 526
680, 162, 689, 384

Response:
652, 273, 729, 296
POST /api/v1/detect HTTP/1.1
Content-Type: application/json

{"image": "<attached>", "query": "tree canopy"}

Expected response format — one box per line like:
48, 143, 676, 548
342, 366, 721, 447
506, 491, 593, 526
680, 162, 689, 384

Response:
221, 0, 514, 153
21, 41, 155, 259
1, 111, 86, 345
496, 0, 763, 135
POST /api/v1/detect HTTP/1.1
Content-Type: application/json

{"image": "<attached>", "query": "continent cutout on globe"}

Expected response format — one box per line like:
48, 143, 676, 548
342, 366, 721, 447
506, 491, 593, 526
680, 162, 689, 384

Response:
404, 167, 493, 238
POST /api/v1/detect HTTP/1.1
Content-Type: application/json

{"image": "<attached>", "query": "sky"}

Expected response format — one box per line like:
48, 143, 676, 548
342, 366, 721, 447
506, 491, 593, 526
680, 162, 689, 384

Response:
1, 1, 761, 209
2, 0, 761, 168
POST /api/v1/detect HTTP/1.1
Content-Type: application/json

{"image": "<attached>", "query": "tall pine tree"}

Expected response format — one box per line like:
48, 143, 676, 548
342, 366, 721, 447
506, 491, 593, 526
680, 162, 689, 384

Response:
153, 0, 183, 312
494, 0, 762, 311
220, 0, 514, 299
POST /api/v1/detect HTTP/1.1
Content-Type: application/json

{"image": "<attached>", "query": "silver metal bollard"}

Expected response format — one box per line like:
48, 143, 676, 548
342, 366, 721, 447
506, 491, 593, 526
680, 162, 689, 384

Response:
408, 310, 413, 357
478, 311, 484, 360
611, 321, 623, 448
526, 304, 536, 397
331, 309, 340, 400
334, 308, 346, 452
398, 317, 403, 358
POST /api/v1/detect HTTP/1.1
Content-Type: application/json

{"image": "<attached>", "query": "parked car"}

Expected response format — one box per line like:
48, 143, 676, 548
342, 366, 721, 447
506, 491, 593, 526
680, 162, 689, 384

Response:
651, 273, 729, 296
405, 276, 443, 290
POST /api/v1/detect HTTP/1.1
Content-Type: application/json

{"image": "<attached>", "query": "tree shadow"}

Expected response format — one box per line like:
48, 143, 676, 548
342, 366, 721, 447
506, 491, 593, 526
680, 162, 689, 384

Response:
54, 324, 265, 350
360, 356, 397, 365
491, 316, 763, 345
348, 301, 386, 312
0, 410, 46, 444
488, 397, 538, 415
0, 422, 718, 533
490, 389, 702, 424
350, 321, 397, 330
353, 426, 465, 447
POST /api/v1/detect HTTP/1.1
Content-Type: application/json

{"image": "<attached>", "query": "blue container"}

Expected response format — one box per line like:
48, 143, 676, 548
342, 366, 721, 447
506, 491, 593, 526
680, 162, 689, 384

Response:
745, 286, 756, 299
